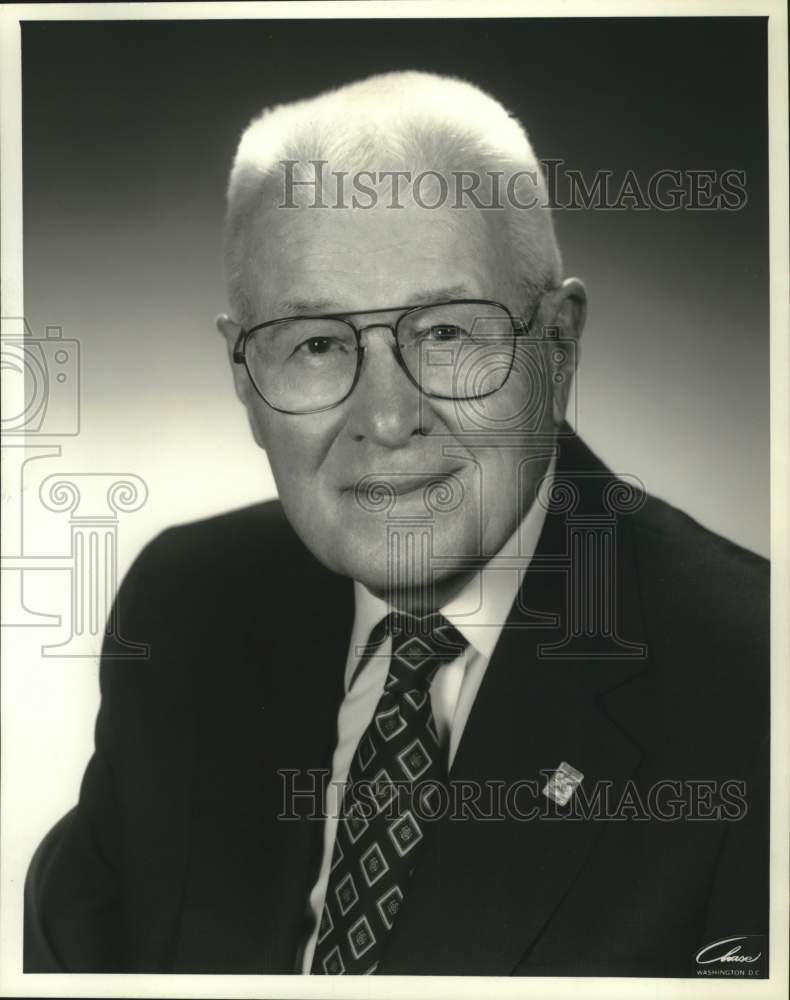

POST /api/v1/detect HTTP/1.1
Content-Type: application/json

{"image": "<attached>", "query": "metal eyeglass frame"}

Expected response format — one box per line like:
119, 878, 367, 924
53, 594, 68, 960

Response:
232, 297, 540, 416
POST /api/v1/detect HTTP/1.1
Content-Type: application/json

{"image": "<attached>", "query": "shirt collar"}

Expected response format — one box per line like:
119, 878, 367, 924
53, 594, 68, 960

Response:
346, 455, 556, 690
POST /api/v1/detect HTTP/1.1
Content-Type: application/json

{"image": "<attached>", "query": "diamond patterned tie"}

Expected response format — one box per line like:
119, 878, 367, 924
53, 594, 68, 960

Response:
311, 610, 468, 975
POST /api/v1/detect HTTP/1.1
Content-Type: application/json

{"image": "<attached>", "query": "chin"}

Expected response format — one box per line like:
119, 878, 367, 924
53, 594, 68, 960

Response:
320, 514, 479, 596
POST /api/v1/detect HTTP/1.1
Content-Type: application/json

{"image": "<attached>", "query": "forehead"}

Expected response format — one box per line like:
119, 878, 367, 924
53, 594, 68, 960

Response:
246, 195, 516, 318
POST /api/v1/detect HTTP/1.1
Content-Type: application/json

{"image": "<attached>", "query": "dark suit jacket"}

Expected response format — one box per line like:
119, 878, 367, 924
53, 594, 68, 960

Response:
24, 433, 770, 977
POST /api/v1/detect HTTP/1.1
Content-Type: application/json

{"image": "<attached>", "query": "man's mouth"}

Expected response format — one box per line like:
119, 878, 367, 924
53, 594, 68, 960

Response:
347, 468, 466, 499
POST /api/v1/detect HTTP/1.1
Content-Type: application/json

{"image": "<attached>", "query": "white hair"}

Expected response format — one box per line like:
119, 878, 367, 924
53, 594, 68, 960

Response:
223, 70, 562, 327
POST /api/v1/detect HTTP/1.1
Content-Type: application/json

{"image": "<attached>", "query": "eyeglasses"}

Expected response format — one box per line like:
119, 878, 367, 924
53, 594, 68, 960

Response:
233, 298, 537, 415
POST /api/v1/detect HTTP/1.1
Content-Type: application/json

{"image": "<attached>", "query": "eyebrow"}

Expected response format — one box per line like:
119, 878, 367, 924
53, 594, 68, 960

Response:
273, 298, 338, 317
273, 284, 477, 318
403, 284, 476, 306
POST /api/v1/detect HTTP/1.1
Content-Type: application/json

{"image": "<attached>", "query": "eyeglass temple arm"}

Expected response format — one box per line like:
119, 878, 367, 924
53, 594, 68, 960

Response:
232, 328, 247, 364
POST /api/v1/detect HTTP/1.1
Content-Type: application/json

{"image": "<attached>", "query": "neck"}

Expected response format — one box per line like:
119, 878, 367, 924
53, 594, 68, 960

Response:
373, 568, 476, 616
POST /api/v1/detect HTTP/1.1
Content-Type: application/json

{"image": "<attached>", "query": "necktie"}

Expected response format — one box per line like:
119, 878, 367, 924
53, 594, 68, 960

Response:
311, 610, 468, 975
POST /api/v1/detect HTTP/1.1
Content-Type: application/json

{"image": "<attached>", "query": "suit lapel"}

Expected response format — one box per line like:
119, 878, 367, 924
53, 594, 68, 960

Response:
172, 538, 354, 973
256, 572, 354, 971
379, 438, 655, 975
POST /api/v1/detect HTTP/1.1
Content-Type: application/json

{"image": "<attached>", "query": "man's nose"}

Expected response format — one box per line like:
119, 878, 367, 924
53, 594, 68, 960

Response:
344, 326, 430, 446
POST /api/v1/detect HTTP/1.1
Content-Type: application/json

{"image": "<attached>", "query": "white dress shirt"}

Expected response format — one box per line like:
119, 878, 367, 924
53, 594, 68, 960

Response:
300, 459, 555, 972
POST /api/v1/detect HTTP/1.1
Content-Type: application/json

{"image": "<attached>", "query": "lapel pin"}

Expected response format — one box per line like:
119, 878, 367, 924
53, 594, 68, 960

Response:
543, 761, 585, 806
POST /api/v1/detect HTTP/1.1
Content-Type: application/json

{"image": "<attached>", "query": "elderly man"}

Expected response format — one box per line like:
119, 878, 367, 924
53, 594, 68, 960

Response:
25, 72, 769, 978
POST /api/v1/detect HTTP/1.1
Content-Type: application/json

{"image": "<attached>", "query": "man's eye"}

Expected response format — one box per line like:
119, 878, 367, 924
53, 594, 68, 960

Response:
294, 337, 345, 356
426, 324, 467, 341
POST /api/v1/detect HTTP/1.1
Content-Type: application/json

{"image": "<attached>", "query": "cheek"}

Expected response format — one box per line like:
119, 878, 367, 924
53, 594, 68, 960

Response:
434, 377, 548, 443
490, 356, 556, 439
251, 406, 340, 488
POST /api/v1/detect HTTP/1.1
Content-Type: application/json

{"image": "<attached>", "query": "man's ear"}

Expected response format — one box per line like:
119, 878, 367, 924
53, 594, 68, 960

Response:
542, 278, 587, 426
216, 313, 270, 453
216, 313, 250, 405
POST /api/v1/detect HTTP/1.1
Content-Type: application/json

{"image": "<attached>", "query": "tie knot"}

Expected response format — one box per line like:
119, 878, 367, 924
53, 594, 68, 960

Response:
380, 611, 468, 694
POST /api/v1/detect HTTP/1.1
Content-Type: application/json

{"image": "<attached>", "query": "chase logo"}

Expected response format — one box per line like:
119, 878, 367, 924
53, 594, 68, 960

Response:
695, 934, 766, 977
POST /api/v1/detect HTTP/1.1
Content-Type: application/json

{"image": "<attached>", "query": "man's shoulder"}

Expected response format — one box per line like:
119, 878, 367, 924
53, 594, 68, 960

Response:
105, 499, 343, 673
631, 490, 768, 624
563, 432, 768, 621
626, 491, 769, 741
143, 498, 298, 567
122, 499, 323, 611
563, 435, 769, 717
